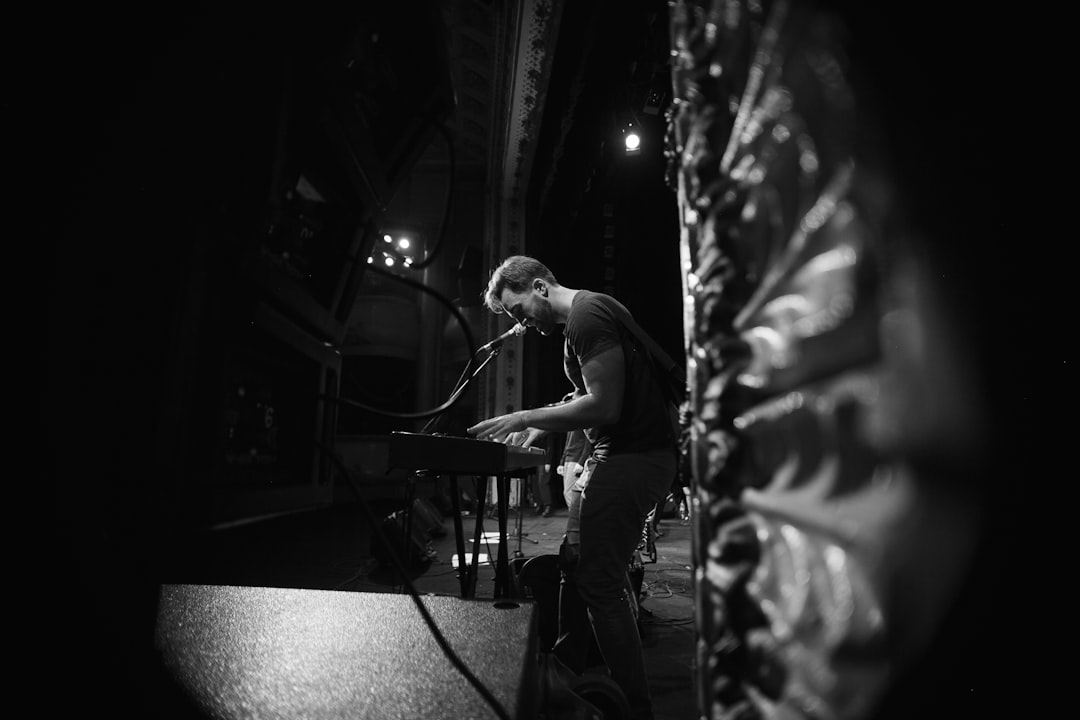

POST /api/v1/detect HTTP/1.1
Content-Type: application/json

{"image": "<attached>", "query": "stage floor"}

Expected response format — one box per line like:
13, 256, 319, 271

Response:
157, 491, 698, 720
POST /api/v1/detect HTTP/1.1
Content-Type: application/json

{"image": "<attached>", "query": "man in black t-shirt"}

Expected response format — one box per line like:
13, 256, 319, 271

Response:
468, 255, 675, 720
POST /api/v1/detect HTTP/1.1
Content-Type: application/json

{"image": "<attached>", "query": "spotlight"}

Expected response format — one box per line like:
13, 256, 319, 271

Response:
622, 123, 641, 156
376, 226, 424, 273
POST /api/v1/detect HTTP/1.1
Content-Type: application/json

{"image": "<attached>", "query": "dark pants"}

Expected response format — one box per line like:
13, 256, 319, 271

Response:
529, 468, 554, 508
553, 448, 675, 720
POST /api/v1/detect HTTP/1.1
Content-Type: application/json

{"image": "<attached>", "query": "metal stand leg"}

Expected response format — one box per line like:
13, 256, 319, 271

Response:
504, 474, 539, 556
397, 475, 417, 589
447, 474, 469, 599
465, 475, 488, 598
494, 474, 511, 598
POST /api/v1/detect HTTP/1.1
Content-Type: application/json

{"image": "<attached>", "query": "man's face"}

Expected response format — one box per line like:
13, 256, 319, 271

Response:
499, 285, 557, 336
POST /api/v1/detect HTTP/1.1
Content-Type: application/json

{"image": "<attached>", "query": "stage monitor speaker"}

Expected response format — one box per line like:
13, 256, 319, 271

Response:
154, 584, 540, 719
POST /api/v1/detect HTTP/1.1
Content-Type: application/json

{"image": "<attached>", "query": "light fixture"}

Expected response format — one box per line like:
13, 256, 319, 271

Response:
623, 123, 641, 156
367, 227, 424, 271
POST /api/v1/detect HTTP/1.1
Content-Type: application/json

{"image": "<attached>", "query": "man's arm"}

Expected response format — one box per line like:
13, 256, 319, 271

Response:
468, 345, 624, 443
570, 344, 624, 426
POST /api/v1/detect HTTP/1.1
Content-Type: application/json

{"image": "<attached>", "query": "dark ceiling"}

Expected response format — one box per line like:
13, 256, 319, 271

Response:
526, 0, 675, 226
435, 0, 679, 264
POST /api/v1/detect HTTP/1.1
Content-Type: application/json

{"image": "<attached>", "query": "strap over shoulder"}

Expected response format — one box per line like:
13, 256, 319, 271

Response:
592, 294, 686, 405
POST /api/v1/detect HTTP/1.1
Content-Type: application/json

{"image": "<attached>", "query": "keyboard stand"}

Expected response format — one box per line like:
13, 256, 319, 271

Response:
447, 473, 471, 598
386, 432, 546, 600
467, 472, 535, 599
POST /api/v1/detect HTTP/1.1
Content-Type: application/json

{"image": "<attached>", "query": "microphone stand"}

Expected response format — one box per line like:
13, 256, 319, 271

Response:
421, 345, 502, 434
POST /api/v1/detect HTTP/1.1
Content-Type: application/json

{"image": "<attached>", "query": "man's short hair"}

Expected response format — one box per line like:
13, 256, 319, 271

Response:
482, 255, 558, 314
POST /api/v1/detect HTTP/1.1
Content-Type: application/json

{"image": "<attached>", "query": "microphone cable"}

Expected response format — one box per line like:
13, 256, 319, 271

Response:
322, 263, 479, 420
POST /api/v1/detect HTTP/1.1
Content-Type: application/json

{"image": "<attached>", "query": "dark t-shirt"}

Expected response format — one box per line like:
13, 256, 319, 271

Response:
563, 290, 675, 458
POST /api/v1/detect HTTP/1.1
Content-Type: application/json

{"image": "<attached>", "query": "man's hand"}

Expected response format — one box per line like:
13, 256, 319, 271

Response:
507, 427, 546, 448
468, 410, 532, 444
562, 461, 585, 478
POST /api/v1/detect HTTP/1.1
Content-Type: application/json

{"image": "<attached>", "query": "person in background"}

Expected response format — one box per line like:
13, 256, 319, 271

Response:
529, 393, 580, 518
528, 441, 557, 518
551, 391, 592, 514
468, 255, 677, 720
558, 427, 591, 510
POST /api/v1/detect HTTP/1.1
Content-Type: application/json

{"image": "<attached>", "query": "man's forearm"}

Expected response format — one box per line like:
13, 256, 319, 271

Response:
522, 396, 608, 433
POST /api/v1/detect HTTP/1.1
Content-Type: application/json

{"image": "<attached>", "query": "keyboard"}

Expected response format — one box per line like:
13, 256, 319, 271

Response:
387, 431, 547, 476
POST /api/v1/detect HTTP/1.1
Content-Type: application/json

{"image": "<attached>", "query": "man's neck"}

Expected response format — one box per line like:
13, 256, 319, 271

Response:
549, 285, 580, 324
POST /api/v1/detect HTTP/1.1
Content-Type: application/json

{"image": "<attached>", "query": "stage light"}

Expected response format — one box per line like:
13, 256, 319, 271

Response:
375, 227, 425, 274
623, 122, 641, 156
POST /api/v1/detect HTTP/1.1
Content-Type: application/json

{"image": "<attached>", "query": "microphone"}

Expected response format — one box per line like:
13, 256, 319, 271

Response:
479, 323, 527, 352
